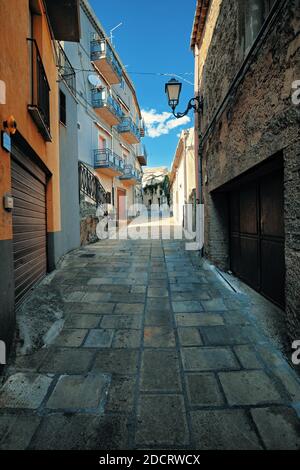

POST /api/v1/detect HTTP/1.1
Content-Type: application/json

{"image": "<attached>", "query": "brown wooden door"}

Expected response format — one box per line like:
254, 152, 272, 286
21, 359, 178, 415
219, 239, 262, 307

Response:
229, 169, 284, 307
11, 159, 47, 304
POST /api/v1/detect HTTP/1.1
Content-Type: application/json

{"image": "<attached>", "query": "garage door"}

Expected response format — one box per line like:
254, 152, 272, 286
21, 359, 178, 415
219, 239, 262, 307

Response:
229, 168, 285, 308
11, 158, 47, 304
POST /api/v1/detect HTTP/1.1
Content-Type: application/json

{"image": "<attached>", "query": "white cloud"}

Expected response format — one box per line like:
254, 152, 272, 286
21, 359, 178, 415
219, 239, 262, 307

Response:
141, 108, 191, 138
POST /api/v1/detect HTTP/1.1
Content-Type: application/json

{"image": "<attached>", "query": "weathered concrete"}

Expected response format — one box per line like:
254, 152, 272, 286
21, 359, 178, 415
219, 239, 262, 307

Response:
0, 217, 299, 449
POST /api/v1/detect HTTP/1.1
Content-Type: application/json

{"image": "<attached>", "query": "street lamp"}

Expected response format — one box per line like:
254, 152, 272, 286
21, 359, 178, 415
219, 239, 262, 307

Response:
165, 78, 203, 119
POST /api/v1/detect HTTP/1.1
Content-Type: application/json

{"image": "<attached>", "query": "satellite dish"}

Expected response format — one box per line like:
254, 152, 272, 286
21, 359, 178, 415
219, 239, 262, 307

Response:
88, 75, 102, 87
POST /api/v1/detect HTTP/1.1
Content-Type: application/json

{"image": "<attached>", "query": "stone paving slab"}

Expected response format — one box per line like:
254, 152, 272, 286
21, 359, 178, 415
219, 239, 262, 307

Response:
190, 410, 262, 449
64, 314, 102, 329
64, 302, 115, 314
112, 329, 141, 349
175, 313, 224, 327
185, 373, 225, 406
147, 287, 169, 298
29, 413, 131, 450
0, 373, 52, 409
100, 315, 142, 329
181, 347, 240, 371
233, 344, 263, 369
106, 375, 136, 413
145, 309, 173, 326
114, 303, 144, 315
177, 327, 203, 346
92, 349, 139, 375
53, 329, 88, 347
39, 348, 95, 374
172, 301, 203, 313
218, 370, 285, 405
0, 415, 41, 450
84, 329, 114, 348
144, 326, 176, 348
136, 395, 189, 447
141, 349, 181, 392
250, 407, 300, 449
46, 373, 109, 411
201, 325, 259, 345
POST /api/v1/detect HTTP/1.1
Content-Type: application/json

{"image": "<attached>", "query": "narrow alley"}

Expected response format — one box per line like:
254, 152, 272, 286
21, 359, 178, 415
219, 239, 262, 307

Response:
0, 216, 299, 450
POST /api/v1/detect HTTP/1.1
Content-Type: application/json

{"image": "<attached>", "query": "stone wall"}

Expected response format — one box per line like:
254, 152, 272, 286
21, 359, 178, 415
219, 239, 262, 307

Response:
198, 0, 300, 339
79, 198, 100, 246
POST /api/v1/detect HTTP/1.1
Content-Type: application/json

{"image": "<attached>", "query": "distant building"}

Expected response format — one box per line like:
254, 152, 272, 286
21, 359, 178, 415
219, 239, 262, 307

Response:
142, 167, 169, 208
170, 129, 196, 228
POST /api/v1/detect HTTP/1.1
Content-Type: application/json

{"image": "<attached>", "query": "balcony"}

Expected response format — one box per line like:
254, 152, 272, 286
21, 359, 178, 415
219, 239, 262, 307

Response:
118, 117, 140, 144
27, 39, 51, 142
140, 119, 145, 137
92, 91, 123, 126
136, 144, 147, 166
91, 38, 122, 85
134, 169, 143, 183
119, 164, 141, 186
94, 148, 124, 177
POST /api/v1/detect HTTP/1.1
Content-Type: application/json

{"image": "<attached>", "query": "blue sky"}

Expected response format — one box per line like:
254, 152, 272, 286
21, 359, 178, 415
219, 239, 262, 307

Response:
89, 0, 196, 169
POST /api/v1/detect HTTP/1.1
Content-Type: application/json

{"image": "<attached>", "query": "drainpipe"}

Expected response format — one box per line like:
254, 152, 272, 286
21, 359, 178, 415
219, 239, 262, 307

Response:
194, 43, 202, 205
193, 42, 204, 257
183, 130, 189, 228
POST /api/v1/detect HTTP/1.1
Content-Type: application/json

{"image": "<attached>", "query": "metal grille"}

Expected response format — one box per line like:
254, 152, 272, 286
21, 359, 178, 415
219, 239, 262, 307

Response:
28, 38, 51, 134
56, 42, 76, 93
78, 161, 107, 205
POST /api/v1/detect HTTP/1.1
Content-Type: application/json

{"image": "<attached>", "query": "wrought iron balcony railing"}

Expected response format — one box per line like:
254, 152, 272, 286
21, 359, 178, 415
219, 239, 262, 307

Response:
91, 91, 123, 121
119, 164, 141, 183
91, 37, 122, 84
94, 148, 124, 173
136, 143, 147, 166
56, 41, 76, 93
135, 170, 143, 182
140, 119, 145, 137
120, 163, 134, 179
118, 117, 140, 143
78, 161, 107, 205
27, 38, 51, 141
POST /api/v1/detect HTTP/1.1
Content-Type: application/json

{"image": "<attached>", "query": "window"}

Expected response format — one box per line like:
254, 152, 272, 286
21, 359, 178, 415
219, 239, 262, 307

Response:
106, 192, 111, 204
240, 0, 276, 55
98, 135, 106, 149
59, 90, 66, 125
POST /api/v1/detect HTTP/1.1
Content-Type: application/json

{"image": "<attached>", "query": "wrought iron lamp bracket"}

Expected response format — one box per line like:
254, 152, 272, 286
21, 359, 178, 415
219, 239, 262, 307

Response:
172, 96, 203, 119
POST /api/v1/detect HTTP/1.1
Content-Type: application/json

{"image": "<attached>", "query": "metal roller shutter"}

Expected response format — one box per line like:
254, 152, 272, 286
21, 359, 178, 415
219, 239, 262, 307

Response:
11, 158, 47, 304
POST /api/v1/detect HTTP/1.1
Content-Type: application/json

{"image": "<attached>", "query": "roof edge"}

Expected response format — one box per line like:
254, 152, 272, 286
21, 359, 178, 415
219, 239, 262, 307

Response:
190, 0, 210, 49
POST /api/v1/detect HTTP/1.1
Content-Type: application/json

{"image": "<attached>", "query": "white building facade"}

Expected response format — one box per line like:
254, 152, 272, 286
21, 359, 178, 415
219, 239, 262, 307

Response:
64, 0, 147, 222
170, 129, 196, 227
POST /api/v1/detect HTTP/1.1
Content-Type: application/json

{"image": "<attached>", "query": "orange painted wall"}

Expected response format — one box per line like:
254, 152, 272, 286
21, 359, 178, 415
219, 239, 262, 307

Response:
0, 0, 61, 242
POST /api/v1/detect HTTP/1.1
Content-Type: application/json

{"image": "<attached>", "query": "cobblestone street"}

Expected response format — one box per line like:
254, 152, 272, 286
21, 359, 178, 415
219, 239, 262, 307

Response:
0, 217, 299, 450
